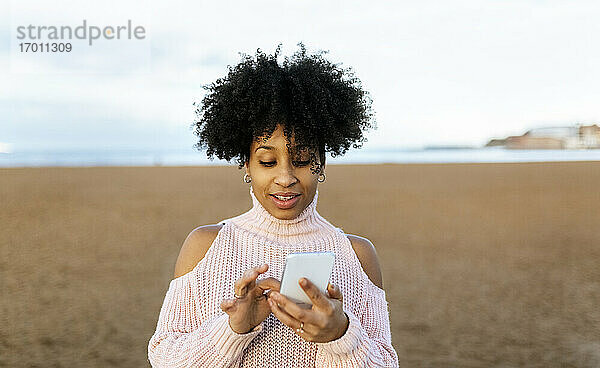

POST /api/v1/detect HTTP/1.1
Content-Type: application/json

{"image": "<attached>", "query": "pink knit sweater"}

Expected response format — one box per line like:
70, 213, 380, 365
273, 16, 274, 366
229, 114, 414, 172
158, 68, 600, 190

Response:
148, 186, 399, 367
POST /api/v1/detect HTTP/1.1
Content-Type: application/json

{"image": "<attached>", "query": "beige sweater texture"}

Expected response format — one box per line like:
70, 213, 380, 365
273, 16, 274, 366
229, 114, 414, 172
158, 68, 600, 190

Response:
148, 186, 399, 367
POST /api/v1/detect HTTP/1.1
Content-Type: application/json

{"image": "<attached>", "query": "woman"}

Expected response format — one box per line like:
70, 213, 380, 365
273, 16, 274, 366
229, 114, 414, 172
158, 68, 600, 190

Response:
148, 44, 399, 367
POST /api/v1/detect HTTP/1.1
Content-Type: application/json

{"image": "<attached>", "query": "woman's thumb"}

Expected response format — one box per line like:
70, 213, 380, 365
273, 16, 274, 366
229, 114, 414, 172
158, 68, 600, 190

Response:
327, 283, 342, 300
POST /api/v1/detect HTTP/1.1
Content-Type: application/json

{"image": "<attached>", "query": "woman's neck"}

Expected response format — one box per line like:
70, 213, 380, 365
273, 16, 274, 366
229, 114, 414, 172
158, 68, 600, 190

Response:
226, 186, 336, 244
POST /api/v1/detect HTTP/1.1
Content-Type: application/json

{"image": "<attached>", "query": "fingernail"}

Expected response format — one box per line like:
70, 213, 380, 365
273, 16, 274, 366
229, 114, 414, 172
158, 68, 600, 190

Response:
300, 278, 307, 286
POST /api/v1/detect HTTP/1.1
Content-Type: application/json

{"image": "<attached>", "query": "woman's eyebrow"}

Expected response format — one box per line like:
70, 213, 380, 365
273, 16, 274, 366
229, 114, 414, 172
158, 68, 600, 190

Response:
255, 145, 276, 153
255, 144, 309, 153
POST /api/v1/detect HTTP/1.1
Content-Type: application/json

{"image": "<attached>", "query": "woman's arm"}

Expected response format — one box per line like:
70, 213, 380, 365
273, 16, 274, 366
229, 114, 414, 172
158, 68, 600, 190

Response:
147, 271, 263, 367
313, 235, 399, 367
314, 281, 399, 367
147, 226, 262, 367
267, 272, 399, 367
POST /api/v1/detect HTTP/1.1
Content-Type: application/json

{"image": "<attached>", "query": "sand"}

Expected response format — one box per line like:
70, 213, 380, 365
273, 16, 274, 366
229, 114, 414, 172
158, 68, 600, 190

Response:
1, 162, 599, 367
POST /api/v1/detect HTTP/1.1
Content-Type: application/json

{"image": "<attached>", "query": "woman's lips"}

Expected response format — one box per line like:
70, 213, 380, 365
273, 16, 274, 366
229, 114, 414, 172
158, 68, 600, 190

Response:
269, 194, 301, 209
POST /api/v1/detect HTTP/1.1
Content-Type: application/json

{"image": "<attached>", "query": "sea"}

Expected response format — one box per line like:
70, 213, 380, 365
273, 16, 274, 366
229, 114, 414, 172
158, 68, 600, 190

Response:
2, 146, 600, 168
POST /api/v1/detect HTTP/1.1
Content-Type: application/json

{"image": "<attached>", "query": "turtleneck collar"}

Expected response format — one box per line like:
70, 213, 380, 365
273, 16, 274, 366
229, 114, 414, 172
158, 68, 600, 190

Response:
249, 185, 318, 225
225, 185, 337, 244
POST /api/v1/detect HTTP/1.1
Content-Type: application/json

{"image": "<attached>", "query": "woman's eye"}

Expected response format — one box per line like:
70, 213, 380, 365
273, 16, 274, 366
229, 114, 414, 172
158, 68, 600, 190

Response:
259, 160, 309, 167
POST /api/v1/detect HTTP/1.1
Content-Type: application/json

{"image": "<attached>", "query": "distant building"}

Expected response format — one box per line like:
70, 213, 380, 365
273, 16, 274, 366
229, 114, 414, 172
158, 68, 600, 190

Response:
580, 125, 600, 148
485, 138, 507, 147
486, 124, 600, 149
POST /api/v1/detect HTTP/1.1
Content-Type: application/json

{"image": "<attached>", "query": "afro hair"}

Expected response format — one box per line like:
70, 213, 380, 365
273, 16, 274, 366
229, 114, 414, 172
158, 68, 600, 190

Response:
191, 42, 376, 175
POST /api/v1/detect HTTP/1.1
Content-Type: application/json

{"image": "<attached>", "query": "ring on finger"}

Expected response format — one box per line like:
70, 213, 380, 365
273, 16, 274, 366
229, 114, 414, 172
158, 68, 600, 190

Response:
233, 287, 246, 299
295, 321, 304, 334
234, 286, 246, 299
234, 288, 246, 299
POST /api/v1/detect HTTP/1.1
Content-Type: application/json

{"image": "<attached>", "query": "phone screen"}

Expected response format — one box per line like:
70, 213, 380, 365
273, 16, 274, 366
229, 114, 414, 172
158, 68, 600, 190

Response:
279, 251, 335, 305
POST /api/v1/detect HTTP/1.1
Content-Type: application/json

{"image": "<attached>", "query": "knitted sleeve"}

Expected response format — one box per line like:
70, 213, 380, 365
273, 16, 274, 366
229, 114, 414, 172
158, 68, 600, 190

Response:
314, 281, 400, 367
147, 270, 263, 367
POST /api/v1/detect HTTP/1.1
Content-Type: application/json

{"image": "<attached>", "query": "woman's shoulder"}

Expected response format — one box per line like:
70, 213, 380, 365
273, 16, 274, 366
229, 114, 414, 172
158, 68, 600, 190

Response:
173, 224, 225, 279
344, 234, 384, 290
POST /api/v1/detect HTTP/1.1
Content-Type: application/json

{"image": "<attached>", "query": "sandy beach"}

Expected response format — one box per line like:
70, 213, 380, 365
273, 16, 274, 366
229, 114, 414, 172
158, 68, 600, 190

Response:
1, 162, 599, 367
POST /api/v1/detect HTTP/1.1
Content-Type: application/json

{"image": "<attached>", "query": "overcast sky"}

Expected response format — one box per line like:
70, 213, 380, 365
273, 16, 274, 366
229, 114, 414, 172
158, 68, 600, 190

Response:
1, 0, 599, 152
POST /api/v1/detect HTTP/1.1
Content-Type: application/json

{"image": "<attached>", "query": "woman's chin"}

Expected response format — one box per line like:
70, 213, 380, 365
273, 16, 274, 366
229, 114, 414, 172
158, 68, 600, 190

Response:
270, 208, 301, 220
267, 203, 305, 220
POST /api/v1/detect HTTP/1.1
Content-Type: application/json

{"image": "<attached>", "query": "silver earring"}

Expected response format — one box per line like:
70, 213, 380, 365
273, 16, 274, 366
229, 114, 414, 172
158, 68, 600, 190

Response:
317, 172, 326, 183
243, 173, 252, 183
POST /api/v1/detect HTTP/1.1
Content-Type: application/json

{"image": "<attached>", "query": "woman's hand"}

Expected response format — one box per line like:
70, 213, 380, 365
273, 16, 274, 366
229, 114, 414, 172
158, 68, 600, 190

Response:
267, 278, 349, 343
220, 264, 280, 334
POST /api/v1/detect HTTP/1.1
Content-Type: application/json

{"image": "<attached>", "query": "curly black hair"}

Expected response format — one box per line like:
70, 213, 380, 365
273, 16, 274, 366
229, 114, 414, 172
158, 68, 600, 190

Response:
191, 42, 376, 175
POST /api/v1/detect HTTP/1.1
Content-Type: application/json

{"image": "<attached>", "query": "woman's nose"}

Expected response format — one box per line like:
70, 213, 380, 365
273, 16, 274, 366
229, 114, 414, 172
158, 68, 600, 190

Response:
274, 163, 298, 187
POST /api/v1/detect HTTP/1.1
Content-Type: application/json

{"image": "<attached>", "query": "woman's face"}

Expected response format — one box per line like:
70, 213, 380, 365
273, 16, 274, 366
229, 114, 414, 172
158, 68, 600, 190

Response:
245, 124, 324, 220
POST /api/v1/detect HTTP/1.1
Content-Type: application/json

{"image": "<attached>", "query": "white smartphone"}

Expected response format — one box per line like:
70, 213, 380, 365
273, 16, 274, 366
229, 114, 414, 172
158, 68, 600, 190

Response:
279, 251, 336, 306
